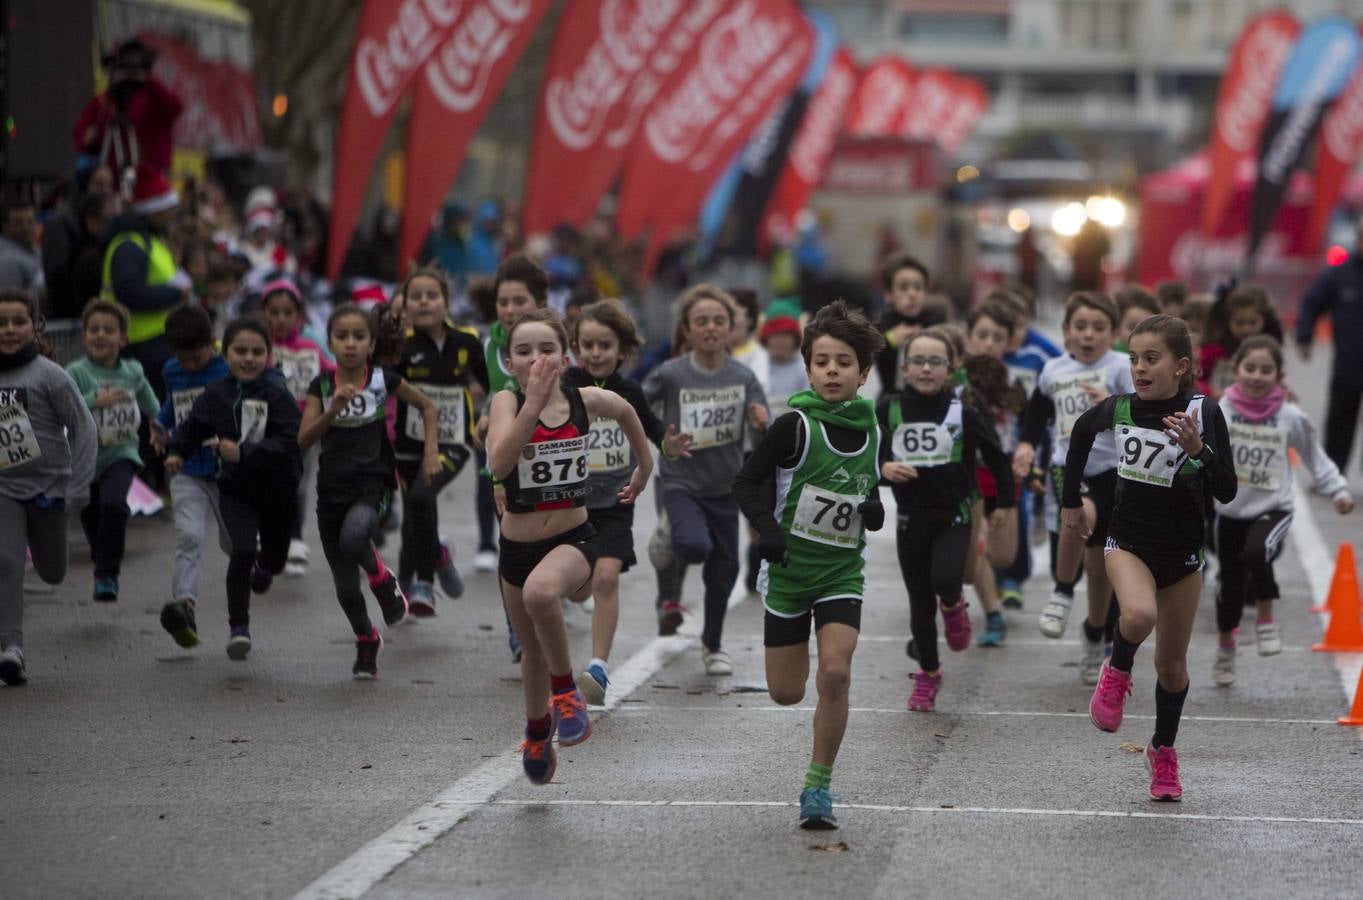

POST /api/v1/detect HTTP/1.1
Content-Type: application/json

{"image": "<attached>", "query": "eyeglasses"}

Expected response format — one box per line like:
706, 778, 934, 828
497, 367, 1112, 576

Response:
906, 355, 949, 369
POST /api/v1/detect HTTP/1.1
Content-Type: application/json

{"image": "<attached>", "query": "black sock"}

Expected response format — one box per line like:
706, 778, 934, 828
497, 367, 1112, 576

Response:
1082, 619, 1104, 643
1151, 680, 1189, 748
1109, 623, 1142, 672
1054, 579, 1076, 598
1103, 593, 1120, 642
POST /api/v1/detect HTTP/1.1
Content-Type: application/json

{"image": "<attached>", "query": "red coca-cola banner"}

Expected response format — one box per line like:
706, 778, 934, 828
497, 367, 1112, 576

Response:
614, 0, 814, 248
1201, 10, 1300, 237
937, 75, 989, 157
399, 0, 554, 273
759, 47, 857, 250
139, 33, 262, 155
899, 66, 956, 143
327, 0, 465, 280
522, 1, 724, 236
820, 136, 937, 194
1309, 27, 1363, 247
844, 56, 914, 138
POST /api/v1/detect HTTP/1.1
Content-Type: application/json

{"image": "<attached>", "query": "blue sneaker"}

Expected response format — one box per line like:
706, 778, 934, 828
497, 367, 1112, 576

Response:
93, 577, 118, 602
977, 611, 1006, 647
1000, 580, 1023, 610
436, 541, 465, 599
520, 725, 557, 785
551, 688, 592, 747
799, 786, 838, 830
576, 662, 609, 706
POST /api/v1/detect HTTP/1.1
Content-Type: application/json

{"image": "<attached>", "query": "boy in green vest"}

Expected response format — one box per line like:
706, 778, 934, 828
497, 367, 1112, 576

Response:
734, 301, 887, 831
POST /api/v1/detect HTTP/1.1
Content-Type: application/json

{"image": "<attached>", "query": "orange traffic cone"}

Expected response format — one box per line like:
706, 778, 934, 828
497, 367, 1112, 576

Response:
1314, 543, 1363, 652
1341, 666, 1363, 727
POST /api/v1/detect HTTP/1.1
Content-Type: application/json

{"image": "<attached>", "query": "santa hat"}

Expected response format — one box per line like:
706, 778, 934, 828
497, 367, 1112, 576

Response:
246, 208, 276, 234
132, 163, 178, 216
759, 315, 801, 344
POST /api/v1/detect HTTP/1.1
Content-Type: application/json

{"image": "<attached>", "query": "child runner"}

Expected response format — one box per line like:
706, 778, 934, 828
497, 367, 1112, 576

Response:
1015, 291, 1131, 683
879, 327, 1014, 711
299, 303, 441, 677
873, 252, 931, 397
1113, 285, 1160, 352
152, 304, 230, 647
1156, 281, 1188, 318
728, 288, 771, 595
0, 289, 97, 685
644, 285, 769, 674
392, 268, 488, 615
1211, 336, 1353, 686
164, 318, 302, 660
563, 298, 692, 704
487, 308, 652, 784
735, 301, 885, 830
761, 315, 812, 422
261, 277, 334, 577
1196, 285, 1284, 400
1064, 314, 1237, 801
66, 299, 160, 602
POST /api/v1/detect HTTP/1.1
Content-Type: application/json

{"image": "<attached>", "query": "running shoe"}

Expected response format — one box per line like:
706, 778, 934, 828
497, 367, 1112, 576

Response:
657, 600, 684, 636
1080, 638, 1105, 685
475, 549, 498, 573
226, 626, 252, 661
1212, 645, 1236, 686
799, 786, 838, 830
408, 581, 437, 618
1254, 621, 1282, 656
1038, 589, 1072, 638
371, 571, 410, 626
703, 648, 733, 676
160, 600, 200, 648
1089, 659, 1132, 732
907, 671, 941, 712
941, 600, 971, 651
353, 629, 382, 679
508, 626, 522, 663
551, 688, 592, 746
648, 512, 673, 570
1145, 743, 1183, 801
1000, 581, 1024, 610
250, 563, 273, 595
93, 577, 119, 602
576, 662, 609, 706
977, 611, 1006, 647
521, 725, 557, 785
285, 538, 309, 577
435, 541, 465, 598
0, 646, 27, 686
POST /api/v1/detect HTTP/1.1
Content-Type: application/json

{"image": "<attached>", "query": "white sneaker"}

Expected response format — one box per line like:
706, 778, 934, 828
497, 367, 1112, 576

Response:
648, 511, 674, 570
580, 595, 595, 614
287, 538, 310, 565
1080, 639, 1105, 685
1212, 645, 1236, 686
474, 550, 497, 573
0, 645, 27, 686
284, 561, 307, 578
1038, 590, 1073, 638
1255, 621, 1282, 656
702, 648, 733, 676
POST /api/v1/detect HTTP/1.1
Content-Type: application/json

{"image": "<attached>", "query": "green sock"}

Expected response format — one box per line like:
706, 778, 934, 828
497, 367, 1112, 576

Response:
804, 762, 832, 790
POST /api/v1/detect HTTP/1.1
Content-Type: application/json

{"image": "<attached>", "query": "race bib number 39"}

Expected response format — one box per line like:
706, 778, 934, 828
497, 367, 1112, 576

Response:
516, 436, 589, 505
791, 485, 862, 548
1230, 420, 1285, 491
97, 396, 141, 447
680, 385, 744, 450
587, 418, 629, 473
405, 384, 466, 445
0, 401, 42, 469
892, 422, 954, 466
1053, 371, 1103, 439
1116, 425, 1182, 487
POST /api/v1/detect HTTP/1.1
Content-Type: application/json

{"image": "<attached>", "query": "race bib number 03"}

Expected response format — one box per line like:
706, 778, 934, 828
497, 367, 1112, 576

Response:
0, 401, 42, 469
1230, 420, 1285, 491
240, 399, 269, 445
1052, 371, 1103, 439
516, 436, 589, 505
275, 347, 321, 402
680, 385, 744, 450
587, 418, 629, 473
405, 384, 466, 445
1116, 424, 1182, 487
791, 484, 862, 548
892, 422, 954, 466
97, 396, 141, 447
171, 387, 203, 427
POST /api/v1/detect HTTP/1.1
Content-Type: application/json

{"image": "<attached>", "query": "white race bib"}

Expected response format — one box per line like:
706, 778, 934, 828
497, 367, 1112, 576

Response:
97, 395, 141, 447
1009, 364, 1038, 399
404, 383, 466, 445
0, 402, 42, 469
1116, 424, 1183, 487
171, 387, 203, 427
790, 484, 862, 548
1230, 420, 1286, 492
516, 436, 589, 504
891, 421, 954, 466
679, 385, 744, 450
330, 380, 385, 426
275, 347, 322, 402
240, 398, 269, 445
586, 418, 629, 473
1052, 371, 1103, 439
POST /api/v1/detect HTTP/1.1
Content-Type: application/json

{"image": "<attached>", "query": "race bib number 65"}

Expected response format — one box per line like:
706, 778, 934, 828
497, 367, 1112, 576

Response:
892, 422, 953, 466
405, 384, 466, 445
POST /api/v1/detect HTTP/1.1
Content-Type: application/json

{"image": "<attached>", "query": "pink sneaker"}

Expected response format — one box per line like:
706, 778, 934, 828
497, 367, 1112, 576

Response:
907, 671, 942, 712
1145, 744, 1182, 801
941, 600, 971, 651
1089, 659, 1133, 732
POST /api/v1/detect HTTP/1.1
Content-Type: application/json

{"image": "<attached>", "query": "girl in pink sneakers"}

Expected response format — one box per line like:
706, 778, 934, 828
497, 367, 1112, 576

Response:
1063, 315, 1237, 801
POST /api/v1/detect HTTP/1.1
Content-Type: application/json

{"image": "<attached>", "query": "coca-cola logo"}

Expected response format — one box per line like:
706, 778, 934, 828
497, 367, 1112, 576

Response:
1170, 230, 1298, 276
1216, 20, 1298, 154
356, 0, 465, 117
851, 64, 911, 136
790, 60, 856, 182
425, 0, 532, 112
1323, 68, 1363, 160
825, 157, 912, 192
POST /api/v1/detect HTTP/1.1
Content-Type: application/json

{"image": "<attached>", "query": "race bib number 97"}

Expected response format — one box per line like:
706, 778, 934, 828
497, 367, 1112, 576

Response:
0, 400, 41, 469
790, 485, 862, 548
1230, 420, 1285, 491
892, 422, 954, 466
1116, 425, 1182, 487
680, 385, 744, 450
405, 384, 466, 445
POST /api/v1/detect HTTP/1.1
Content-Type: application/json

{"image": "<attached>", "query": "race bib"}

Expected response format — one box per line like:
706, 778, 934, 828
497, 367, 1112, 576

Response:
275, 347, 322, 402
680, 385, 744, 450
516, 436, 589, 505
891, 421, 954, 466
404, 383, 466, 445
240, 398, 269, 445
330, 380, 385, 427
790, 484, 862, 549
171, 387, 203, 427
586, 418, 629, 473
0, 401, 42, 469
1009, 364, 1038, 398
1230, 420, 1285, 491
1116, 424, 1183, 487
97, 395, 141, 447
1052, 371, 1103, 439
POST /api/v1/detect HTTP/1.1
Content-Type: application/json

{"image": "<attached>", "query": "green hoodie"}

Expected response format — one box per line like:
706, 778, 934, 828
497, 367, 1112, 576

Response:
66, 356, 160, 477
788, 389, 877, 432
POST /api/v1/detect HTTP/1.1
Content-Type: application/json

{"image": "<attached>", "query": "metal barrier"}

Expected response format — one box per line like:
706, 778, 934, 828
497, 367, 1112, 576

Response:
45, 319, 84, 366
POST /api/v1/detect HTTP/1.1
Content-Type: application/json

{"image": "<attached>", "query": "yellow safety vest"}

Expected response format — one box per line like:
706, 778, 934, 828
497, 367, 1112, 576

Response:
101, 231, 177, 343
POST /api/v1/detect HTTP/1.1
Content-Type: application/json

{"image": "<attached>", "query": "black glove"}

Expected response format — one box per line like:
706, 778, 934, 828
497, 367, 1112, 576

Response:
756, 525, 789, 565
858, 497, 885, 532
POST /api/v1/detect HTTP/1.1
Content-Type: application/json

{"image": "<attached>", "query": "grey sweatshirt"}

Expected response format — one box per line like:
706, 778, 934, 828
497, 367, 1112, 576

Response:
1215, 397, 1350, 520
0, 354, 98, 503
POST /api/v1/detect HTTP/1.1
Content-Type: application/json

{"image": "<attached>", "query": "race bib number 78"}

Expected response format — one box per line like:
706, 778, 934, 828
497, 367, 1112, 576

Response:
790, 485, 862, 548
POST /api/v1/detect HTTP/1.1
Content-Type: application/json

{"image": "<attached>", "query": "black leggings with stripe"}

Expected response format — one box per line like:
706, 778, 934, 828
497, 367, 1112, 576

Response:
1213, 510, 1292, 633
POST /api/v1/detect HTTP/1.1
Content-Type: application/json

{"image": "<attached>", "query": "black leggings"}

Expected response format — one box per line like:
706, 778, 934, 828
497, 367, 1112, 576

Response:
80, 458, 136, 580
319, 495, 389, 635
397, 451, 464, 586
220, 489, 295, 629
895, 508, 972, 673
1214, 510, 1291, 633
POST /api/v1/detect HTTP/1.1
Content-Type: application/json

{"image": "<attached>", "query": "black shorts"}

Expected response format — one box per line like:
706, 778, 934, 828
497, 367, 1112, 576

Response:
499, 521, 600, 589
1104, 536, 1203, 590
764, 598, 862, 648
1081, 469, 1118, 549
587, 503, 636, 571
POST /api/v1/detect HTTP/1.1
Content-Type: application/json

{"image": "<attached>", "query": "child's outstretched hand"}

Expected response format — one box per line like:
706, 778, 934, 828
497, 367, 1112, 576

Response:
756, 525, 788, 565
618, 465, 649, 505
1336, 495, 1355, 515
217, 439, 239, 463
881, 461, 917, 483
523, 356, 559, 411
748, 403, 768, 432
661, 424, 693, 459
988, 508, 1007, 532
1163, 407, 1203, 456
149, 421, 168, 455
329, 382, 359, 414
164, 454, 184, 477
1012, 443, 1035, 480
1061, 505, 1092, 539
1080, 381, 1109, 403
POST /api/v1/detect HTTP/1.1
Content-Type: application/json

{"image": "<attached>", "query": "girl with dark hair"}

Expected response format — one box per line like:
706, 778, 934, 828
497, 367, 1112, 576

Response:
1197, 285, 1284, 399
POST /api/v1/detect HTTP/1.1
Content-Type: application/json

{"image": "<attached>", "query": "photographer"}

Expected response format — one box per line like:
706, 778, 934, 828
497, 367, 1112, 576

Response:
72, 38, 183, 185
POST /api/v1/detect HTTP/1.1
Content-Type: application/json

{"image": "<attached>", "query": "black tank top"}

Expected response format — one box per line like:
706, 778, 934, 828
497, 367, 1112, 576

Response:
502, 386, 592, 514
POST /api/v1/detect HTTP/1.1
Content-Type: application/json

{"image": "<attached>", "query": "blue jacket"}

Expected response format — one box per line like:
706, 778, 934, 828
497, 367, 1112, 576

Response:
1297, 255, 1363, 388
158, 354, 230, 478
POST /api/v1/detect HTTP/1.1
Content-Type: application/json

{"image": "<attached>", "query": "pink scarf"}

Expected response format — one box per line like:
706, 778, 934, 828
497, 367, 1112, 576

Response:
1224, 383, 1287, 423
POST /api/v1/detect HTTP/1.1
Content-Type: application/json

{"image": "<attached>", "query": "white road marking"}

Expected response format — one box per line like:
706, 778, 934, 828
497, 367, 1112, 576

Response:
609, 705, 1339, 726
